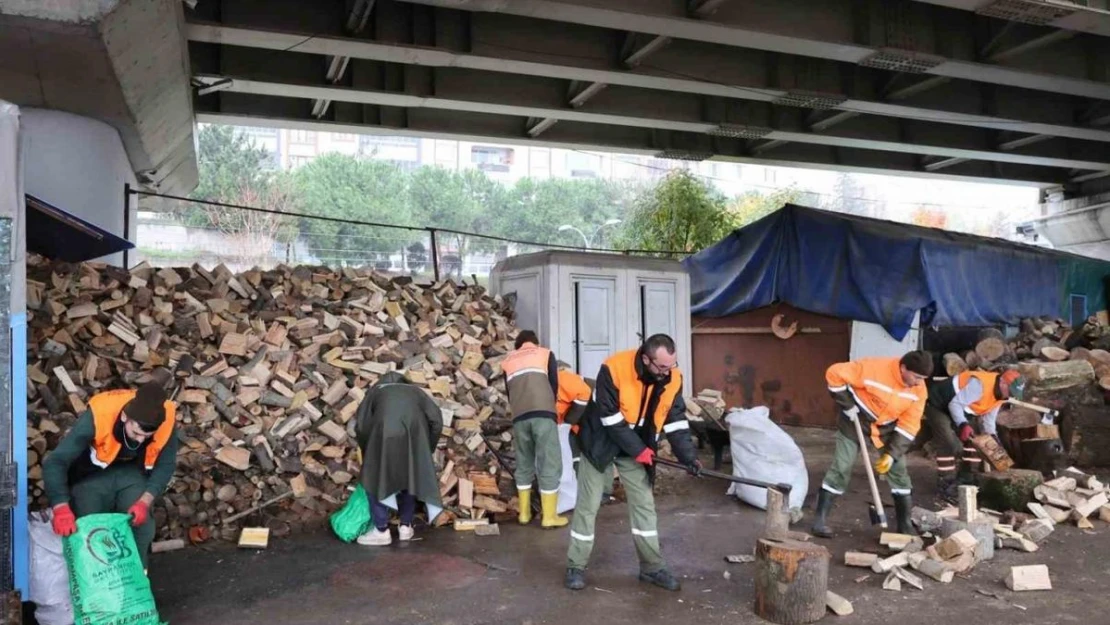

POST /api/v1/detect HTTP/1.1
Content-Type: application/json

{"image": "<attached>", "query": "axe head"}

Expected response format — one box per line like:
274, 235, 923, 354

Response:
869, 503, 888, 528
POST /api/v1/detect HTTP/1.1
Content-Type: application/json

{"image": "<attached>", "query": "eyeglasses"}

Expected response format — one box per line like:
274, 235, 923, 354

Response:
647, 356, 676, 374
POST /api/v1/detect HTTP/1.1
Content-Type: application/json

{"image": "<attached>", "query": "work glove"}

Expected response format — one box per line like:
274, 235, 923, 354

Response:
634, 447, 655, 466
128, 499, 150, 527
958, 423, 974, 443
52, 504, 77, 537
686, 459, 703, 477
874, 453, 893, 475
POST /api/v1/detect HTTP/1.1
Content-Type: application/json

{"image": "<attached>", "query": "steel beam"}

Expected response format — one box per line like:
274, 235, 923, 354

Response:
198, 74, 1110, 172
399, 0, 1110, 100
312, 0, 375, 119
187, 23, 1110, 144
196, 111, 1058, 187
910, 0, 1110, 38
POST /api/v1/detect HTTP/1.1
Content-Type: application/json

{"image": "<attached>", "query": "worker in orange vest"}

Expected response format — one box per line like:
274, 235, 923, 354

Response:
812, 351, 933, 538
42, 382, 179, 569
502, 330, 566, 528
924, 370, 1025, 499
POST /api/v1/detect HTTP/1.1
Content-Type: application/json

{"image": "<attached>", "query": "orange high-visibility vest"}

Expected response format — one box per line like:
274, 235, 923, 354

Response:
87, 389, 175, 470
956, 371, 1004, 416
604, 350, 682, 433
556, 370, 592, 430
826, 358, 926, 449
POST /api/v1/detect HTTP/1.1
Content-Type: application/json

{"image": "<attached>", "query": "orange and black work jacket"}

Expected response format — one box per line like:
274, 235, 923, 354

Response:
575, 349, 697, 472
556, 370, 594, 433
502, 342, 559, 422
826, 358, 926, 459
42, 389, 180, 507
926, 371, 1004, 435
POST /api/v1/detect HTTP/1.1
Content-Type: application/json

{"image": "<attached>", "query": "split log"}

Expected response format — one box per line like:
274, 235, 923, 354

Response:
1040, 346, 1070, 362
753, 538, 830, 625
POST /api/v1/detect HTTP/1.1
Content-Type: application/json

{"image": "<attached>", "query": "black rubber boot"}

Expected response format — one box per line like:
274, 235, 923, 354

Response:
936, 476, 959, 504
811, 489, 837, 538
639, 568, 681, 591
564, 568, 587, 591
894, 494, 917, 536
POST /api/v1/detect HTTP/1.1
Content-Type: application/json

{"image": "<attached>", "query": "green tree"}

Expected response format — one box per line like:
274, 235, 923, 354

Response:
292, 154, 413, 267
192, 125, 273, 205
506, 178, 635, 249
618, 169, 733, 255
729, 187, 799, 227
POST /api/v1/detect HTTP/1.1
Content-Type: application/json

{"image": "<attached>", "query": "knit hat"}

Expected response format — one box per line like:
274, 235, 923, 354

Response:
126, 382, 168, 430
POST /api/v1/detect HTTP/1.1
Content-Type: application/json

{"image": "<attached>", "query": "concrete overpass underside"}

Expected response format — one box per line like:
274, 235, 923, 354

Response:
187, 0, 1110, 191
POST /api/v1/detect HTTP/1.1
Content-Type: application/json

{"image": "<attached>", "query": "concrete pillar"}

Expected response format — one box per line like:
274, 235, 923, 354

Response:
0, 100, 28, 595
19, 108, 137, 265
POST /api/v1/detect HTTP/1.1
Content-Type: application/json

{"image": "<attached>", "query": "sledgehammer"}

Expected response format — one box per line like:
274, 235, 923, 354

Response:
654, 457, 792, 499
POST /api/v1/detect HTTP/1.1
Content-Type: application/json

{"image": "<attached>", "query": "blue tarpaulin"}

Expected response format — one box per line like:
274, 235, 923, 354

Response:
26, 194, 133, 262
685, 205, 1110, 340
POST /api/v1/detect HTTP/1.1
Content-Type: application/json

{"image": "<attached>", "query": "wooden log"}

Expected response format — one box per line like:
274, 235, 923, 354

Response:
970, 434, 1014, 471
825, 591, 852, 616
754, 538, 830, 625
1018, 359, 1095, 392
978, 469, 1044, 512
943, 353, 968, 376
976, 338, 1007, 363
844, 552, 879, 568
1041, 346, 1070, 362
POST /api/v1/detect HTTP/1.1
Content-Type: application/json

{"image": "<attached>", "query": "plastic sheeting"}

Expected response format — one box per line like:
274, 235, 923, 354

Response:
686, 205, 1110, 340
25, 194, 133, 263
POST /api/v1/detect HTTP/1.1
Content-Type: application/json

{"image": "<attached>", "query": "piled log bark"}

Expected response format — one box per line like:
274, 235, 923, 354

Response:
25, 254, 522, 542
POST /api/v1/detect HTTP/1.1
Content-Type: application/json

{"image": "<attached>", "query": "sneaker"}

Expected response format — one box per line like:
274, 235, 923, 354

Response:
564, 568, 587, 591
398, 525, 415, 541
356, 528, 392, 546
639, 568, 681, 591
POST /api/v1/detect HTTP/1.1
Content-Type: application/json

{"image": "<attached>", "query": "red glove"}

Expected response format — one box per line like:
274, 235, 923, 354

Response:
958, 423, 974, 443
634, 448, 655, 466
128, 499, 150, 527
52, 504, 77, 537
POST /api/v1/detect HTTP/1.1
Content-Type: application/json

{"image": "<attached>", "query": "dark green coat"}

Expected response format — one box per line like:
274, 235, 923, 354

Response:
355, 372, 444, 512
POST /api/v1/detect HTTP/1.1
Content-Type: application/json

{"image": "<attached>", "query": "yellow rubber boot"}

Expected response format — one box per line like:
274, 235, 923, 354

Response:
541, 492, 569, 529
518, 489, 533, 525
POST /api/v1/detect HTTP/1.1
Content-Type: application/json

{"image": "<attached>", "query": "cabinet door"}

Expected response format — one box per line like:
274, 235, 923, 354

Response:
573, 277, 616, 378
637, 280, 677, 343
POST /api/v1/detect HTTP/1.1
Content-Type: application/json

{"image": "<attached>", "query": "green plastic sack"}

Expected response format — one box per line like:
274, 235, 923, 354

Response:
63, 513, 162, 625
330, 484, 373, 542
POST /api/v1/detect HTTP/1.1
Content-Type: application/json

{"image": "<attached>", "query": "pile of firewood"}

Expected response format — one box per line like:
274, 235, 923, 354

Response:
24, 254, 523, 542
936, 317, 1110, 468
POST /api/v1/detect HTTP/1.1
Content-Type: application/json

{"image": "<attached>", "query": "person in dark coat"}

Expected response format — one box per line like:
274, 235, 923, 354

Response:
354, 371, 444, 546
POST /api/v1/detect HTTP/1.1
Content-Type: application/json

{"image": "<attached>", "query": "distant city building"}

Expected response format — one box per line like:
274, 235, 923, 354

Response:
234, 126, 788, 196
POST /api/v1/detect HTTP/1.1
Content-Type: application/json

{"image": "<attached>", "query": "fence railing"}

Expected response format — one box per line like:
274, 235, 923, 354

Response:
128, 187, 688, 283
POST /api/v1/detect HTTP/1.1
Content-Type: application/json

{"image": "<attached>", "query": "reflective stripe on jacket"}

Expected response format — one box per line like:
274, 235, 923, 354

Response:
826, 358, 926, 451
88, 389, 175, 470
502, 343, 557, 420
557, 370, 593, 431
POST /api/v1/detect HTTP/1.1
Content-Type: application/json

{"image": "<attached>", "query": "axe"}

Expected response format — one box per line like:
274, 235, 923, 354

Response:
848, 410, 888, 528
1007, 398, 1060, 426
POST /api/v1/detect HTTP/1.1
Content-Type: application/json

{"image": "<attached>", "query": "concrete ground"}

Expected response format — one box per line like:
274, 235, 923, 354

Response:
148, 428, 1110, 625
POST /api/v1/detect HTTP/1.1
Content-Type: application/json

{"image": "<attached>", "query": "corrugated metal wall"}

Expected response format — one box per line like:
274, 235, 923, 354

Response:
691, 304, 851, 428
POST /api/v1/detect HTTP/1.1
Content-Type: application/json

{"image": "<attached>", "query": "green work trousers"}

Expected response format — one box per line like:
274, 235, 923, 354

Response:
70, 465, 155, 569
567, 456, 665, 573
820, 430, 912, 497
513, 418, 562, 494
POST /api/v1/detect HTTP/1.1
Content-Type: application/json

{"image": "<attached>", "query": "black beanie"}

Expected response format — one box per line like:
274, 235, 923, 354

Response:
126, 382, 168, 430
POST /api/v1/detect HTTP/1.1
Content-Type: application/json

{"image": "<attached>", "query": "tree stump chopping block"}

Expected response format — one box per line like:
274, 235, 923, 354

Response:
754, 538, 830, 625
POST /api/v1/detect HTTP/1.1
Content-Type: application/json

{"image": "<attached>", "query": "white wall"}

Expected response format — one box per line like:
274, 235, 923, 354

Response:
849, 311, 921, 361
19, 108, 138, 265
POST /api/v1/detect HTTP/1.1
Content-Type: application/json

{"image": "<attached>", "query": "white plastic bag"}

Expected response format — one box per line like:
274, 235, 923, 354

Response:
556, 424, 577, 513
29, 510, 73, 625
726, 407, 809, 512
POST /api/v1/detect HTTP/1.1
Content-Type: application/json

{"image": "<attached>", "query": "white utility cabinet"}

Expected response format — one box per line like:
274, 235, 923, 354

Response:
490, 251, 692, 390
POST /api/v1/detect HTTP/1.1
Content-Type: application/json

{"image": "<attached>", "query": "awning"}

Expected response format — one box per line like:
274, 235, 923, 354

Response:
25, 194, 133, 262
